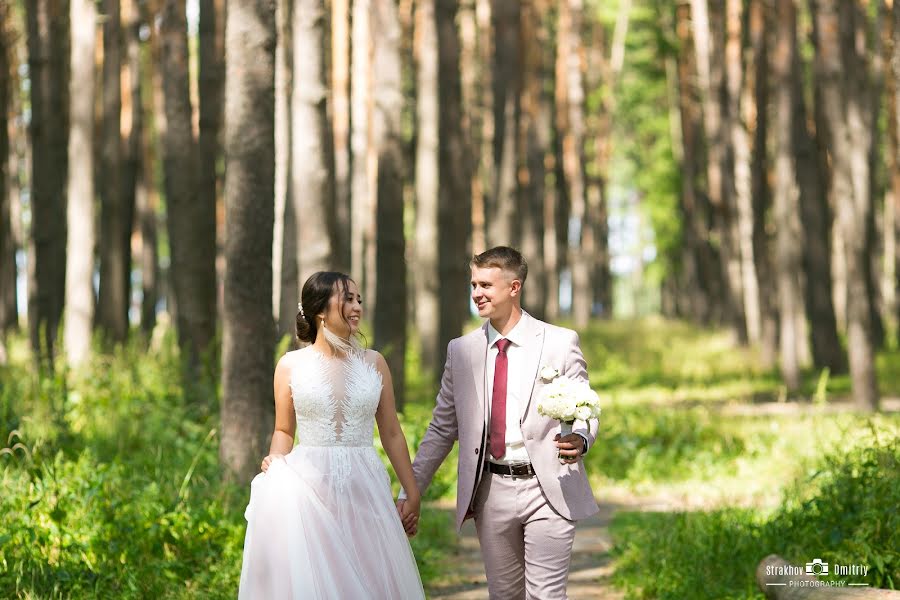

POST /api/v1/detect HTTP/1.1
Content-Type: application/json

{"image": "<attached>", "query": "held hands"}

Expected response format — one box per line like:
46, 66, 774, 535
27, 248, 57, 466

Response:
260, 454, 284, 472
554, 433, 585, 464
396, 494, 421, 537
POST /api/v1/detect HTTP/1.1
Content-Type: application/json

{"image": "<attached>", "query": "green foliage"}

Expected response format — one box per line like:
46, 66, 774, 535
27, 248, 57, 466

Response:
609, 436, 900, 599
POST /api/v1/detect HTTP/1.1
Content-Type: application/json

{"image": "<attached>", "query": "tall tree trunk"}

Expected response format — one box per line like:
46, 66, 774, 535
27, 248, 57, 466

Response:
892, 0, 900, 330
221, 0, 277, 483
0, 7, 16, 337
351, 0, 373, 299
120, 0, 141, 331
332, 0, 351, 272
726, 0, 760, 344
414, 0, 440, 376
436, 0, 471, 372
487, 0, 519, 248
199, 0, 224, 307
64, 0, 96, 367
161, 0, 216, 368
293, 0, 335, 281
97, 0, 128, 342
560, 0, 589, 327
273, 0, 296, 340
675, 2, 715, 324
26, 0, 69, 368
692, 0, 744, 336
518, 0, 547, 319
772, 0, 804, 393
792, 9, 845, 375
372, 0, 406, 410
811, 0, 879, 410
138, 0, 159, 334
748, 0, 777, 366
471, 0, 492, 254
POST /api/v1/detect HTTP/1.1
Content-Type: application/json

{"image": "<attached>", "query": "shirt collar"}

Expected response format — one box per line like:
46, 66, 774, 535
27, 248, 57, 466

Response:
487, 311, 529, 349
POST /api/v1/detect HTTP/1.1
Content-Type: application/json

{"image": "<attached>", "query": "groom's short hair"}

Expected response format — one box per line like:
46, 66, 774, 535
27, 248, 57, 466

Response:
472, 246, 528, 284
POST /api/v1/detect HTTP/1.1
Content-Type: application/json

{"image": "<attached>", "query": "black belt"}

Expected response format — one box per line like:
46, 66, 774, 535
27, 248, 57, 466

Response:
487, 462, 535, 478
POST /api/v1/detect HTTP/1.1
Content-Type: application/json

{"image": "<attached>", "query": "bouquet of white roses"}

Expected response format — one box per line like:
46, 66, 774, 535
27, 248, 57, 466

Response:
536, 374, 601, 437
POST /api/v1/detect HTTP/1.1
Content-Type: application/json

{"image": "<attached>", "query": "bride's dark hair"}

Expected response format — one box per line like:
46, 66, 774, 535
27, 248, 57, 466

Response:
296, 271, 357, 344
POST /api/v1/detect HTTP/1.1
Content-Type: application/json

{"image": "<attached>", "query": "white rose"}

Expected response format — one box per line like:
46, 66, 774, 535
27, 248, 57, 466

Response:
540, 365, 560, 382
575, 405, 592, 421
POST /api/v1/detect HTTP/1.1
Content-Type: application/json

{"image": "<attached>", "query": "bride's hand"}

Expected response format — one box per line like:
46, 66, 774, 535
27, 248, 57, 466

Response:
398, 494, 421, 536
260, 454, 284, 472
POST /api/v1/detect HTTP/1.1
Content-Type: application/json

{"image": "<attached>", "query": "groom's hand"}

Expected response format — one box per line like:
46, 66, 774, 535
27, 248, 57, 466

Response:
396, 499, 420, 536
554, 433, 585, 463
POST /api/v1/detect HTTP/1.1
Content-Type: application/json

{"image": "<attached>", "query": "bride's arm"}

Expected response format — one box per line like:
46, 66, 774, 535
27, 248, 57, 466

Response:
261, 355, 296, 472
373, 352, 421, 531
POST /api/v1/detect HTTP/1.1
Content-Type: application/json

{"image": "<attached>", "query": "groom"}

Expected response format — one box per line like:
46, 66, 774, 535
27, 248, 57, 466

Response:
402, 246, 599, 599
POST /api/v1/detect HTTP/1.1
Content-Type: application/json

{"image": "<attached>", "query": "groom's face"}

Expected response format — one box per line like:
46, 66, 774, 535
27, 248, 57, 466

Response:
471, 265, 521, 320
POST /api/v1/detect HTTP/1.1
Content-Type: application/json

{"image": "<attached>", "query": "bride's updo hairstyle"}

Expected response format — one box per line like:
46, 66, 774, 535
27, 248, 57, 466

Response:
296, 271, 357, 345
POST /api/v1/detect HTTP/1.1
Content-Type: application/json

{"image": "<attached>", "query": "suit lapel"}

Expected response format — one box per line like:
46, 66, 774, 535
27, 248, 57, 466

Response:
519, 314, 545, 420
470, 323, 489, 420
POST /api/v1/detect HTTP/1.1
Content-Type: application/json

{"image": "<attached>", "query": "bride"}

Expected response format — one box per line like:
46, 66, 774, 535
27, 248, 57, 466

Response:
238, 271, 425, 599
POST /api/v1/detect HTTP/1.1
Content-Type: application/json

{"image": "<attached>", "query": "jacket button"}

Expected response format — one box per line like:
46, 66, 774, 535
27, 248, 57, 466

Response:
475, 448, 479, 455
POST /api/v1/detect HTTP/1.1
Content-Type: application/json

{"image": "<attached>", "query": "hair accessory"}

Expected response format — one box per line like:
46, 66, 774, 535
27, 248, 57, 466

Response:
298, 302, 305, 318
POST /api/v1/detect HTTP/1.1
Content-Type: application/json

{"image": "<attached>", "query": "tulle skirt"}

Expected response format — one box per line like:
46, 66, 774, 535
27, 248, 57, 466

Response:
238, 445, 425, 599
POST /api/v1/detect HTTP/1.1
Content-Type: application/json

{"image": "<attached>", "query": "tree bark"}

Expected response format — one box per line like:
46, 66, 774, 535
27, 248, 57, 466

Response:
811, 0, 879, 410
436, 0, 471, 373
518, 0, 547, 320
0, 7, 16, 336
486, 0, 519, 248
26, 0, 69, 369
138, 0, 159, 334
414, 0, 440, 376
893, 0, 900, 330
372, 0, 406, 410
199, 0, 225, 302
161, 0, 216, 368
726, 0, 761, 344
772, 0, 804, 393
293, 0, 335, 280
332, 0, 351, 273
221, 0, 277, 483
64, 0, 97, 367
351, 0, 373, 300
97, 0, 129, 342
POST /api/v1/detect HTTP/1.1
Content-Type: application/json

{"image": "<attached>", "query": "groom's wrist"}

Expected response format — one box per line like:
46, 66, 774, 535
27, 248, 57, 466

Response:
577, 433, 589, 455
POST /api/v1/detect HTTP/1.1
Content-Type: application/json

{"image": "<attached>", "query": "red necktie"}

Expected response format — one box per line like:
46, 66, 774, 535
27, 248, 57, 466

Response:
490, 338, 512, 459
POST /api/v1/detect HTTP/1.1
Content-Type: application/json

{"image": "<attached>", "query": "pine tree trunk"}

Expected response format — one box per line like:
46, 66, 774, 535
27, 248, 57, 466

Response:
351, 0, 372, 294
487, 0, 519, 248
518, 0, 547, 320
273, 0, 296, 340
138, 0, 158, 334
675, 1, 714, 323
893, 0, 900, 329
811, 0, 879, 410
436, 0, 471, 371
772, 0, 804, 392
332, 0, 352, 273
471, 0, 492, 254
293, 0, 335, 280
161, 0, 216, 367
26, 0, 69, 368
221, 0, 276, 483
97, 0, 128, 342
372, 0, 406, 410
64, 0, 97, 366
726, 0, 761, 344
198, 0, 224, 302
0, 8, 15, 336
748, 0, 777, 366
414, 0, 440, 376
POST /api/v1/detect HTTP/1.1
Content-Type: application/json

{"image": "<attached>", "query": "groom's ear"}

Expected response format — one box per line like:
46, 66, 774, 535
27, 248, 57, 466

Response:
509, 278, 522, 297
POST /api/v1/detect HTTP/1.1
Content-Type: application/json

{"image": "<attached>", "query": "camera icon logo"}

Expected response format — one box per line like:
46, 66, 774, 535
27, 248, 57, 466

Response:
806, 559, 829, 576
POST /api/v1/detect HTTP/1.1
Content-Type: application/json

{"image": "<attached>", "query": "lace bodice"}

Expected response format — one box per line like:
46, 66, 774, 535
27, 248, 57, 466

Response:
288, 347, 384, 447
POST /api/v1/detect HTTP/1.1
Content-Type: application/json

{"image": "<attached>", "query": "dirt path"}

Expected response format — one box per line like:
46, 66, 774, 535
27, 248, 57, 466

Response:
425, 502, 626, 600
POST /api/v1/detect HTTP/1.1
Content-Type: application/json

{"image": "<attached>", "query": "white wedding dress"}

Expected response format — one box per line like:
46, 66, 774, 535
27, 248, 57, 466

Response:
238, 347, 425, 599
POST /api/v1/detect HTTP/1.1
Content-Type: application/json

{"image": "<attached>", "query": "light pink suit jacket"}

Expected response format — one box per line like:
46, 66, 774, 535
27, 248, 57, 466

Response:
412, 312, 600, 531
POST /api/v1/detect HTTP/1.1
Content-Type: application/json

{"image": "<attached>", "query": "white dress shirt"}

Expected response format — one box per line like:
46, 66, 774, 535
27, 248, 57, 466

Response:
486, 314, 532, 466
